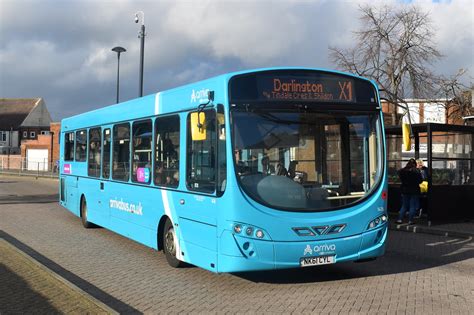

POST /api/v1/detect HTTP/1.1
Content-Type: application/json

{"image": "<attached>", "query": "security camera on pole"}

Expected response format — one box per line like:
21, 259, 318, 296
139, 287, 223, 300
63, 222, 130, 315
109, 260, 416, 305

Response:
135, 11, 145, 97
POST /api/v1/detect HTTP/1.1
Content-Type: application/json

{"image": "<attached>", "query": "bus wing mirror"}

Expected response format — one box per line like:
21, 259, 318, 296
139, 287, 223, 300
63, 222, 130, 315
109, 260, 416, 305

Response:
402, 122, 411, 151
191, 112, 206, 141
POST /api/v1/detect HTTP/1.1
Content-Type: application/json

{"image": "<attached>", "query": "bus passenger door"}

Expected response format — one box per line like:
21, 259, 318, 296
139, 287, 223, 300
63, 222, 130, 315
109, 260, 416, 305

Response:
100, 127, 112, 222
177, 108, 225, 272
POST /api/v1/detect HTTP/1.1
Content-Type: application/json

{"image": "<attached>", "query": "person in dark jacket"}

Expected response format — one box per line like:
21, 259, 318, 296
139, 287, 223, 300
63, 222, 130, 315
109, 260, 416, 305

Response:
396, 159, 423, 224
416, 159, 429, 217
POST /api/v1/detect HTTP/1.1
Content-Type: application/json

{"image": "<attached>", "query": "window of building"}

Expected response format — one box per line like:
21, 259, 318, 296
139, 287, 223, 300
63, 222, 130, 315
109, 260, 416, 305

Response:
132, 120, 152, 184
75, 130, 87, 162
112, 123, 130, 181
41, 130, 50, 135
64, 132, 74, 161
0, 131, 6, 142
30, 131, 36, 138
88, 128, 101, 177
102, 128, 111, 178
186, 110, 216, 193
23, 131, 28, 138
155, 115, 180, 188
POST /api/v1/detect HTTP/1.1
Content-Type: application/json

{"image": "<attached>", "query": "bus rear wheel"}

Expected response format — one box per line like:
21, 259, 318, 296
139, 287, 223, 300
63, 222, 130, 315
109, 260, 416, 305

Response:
80, 196, 94, 228
163, 219, 184, 268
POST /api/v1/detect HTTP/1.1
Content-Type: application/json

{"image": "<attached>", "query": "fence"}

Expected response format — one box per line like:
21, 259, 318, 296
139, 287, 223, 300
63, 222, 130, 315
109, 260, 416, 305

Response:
0, 155, 58, 178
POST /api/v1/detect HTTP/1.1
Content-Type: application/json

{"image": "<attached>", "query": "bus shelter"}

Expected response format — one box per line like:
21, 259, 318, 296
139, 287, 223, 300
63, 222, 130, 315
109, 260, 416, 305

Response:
385, 123, 474, 223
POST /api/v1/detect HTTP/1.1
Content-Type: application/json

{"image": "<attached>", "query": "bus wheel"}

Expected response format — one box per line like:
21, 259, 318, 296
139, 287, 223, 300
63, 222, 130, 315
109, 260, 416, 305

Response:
80, 196, 94, 228
163, 219, 183, 268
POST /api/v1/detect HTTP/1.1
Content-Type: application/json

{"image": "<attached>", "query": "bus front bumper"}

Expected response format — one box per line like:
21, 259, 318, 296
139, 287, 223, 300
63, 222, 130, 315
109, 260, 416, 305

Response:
217, 225, 387, 273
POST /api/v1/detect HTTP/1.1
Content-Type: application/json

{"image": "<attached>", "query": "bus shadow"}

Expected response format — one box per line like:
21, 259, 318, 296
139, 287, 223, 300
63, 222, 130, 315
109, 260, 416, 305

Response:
233, 232, 473, 284
0, 263, 59, 313
0, 230, 140, 314
0, 194, 58, 205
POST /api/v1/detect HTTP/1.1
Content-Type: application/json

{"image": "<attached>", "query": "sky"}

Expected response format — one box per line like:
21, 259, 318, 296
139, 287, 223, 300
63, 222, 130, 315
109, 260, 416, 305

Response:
0, 0, 473, 121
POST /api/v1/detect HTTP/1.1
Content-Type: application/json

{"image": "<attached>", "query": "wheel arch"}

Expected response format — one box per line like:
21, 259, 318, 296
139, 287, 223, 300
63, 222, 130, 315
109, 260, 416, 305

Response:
157, 215, 170, 251
79, 194, 86, 217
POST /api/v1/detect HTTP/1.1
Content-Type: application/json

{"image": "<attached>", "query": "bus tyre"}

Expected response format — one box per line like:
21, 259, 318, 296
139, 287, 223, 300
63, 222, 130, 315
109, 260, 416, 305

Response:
163, 219, 183, 268
80, 196, 94, 228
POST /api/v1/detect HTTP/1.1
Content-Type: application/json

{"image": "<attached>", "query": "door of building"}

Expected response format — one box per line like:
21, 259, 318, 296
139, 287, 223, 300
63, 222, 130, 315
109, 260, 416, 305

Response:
27, 149, 49, 171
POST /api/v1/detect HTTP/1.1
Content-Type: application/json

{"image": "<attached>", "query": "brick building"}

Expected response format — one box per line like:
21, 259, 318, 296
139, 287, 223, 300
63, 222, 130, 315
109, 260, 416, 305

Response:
0, 98, 52, 154
20, 122, 61, 171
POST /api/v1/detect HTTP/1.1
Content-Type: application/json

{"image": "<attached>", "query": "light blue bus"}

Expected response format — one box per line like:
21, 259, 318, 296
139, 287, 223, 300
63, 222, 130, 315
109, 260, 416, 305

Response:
59, 68, 388, 272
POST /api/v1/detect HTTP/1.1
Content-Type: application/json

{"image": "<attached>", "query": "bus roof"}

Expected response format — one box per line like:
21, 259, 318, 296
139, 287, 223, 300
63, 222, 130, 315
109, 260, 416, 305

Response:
61, 67, 373, 131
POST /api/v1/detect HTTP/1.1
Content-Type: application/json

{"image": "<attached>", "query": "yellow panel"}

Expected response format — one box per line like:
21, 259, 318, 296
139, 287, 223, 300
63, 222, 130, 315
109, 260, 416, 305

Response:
402, 123, 411, 151
191, 112, 206, 141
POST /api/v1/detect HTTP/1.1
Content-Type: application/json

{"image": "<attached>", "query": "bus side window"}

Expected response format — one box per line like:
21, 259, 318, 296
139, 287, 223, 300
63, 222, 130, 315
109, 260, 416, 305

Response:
155, 115, 180, 188
102, 128, 111, 178
75, 130, 87, 162
132, 120, 152, 184
186, 110, 216, 193
88, 127, 101, 177
64, 132, 74, 161
112, 123, 130, 182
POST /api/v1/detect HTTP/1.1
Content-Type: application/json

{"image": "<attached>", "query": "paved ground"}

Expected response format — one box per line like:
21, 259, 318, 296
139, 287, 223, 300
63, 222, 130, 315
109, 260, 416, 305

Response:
1, 176, 473, 314
0, 239, 111, 314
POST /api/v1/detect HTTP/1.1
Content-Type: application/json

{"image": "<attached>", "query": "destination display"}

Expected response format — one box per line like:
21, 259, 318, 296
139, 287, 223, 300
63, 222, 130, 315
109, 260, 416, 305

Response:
229, 70, 377, 104
258, 76, 354, 102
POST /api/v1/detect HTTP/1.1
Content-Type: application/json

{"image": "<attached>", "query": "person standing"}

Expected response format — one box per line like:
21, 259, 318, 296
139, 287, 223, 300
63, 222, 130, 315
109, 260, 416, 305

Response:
416, 159, 428, 181
416, 159, 429, 217
396, 159, 423, 224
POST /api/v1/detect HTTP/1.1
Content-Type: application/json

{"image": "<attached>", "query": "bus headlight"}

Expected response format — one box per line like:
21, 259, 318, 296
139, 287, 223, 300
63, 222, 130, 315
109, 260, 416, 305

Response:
367, 214, 388, 230
231, 222, 270, 240
233, 224, 242, 234
245, 227, 254, 236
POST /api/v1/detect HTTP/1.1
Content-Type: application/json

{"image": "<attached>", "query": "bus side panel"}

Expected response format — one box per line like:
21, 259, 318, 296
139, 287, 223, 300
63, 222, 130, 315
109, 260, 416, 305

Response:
79, 178, 109, 227
104, 182, 164, 249
181, 239, 217, 272
179, 218, 217, 271
64, 175, 80, 216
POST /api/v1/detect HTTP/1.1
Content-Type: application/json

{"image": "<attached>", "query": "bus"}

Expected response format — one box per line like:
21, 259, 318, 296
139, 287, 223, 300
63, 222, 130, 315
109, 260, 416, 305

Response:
59, 67, 388, 272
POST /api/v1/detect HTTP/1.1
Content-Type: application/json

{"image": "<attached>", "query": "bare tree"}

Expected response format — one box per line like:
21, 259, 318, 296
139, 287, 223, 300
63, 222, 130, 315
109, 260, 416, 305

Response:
435, 70, 473, 123
330, 5, 442, 125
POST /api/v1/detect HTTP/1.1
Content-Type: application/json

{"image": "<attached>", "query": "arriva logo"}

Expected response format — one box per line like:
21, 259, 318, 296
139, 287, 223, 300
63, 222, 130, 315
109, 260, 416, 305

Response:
303, 244, 336, 255
314, 244, 336, 252
191, 88, 210, 103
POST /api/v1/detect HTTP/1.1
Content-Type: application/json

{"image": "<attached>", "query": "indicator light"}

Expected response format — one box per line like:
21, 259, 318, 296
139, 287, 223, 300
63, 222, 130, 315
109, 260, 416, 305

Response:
245, 227, 254, 236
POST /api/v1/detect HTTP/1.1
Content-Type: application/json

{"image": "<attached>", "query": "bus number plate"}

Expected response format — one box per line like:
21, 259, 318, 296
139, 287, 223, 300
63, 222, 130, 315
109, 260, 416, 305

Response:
300, 255, 335, 267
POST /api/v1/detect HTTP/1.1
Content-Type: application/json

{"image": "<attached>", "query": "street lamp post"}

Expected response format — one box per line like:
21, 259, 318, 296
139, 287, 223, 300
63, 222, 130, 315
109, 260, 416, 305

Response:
135, 11, 145, 97
111, 46, 126, 104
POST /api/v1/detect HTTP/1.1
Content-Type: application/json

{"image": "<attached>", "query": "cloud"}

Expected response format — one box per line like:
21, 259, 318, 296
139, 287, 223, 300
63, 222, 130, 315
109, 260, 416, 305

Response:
0, 0, 472, 120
